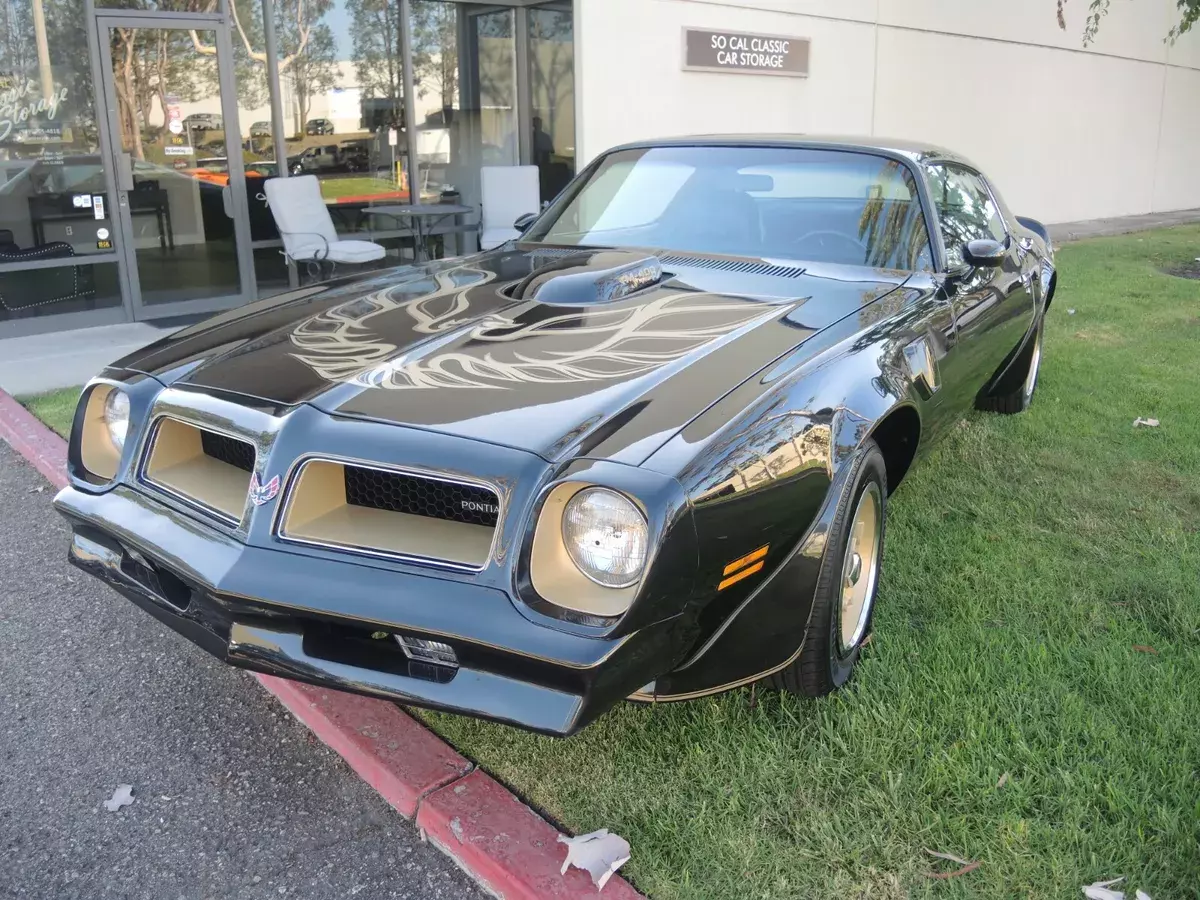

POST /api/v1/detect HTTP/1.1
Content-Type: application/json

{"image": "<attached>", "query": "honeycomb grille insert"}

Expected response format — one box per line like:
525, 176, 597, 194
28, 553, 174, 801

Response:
343, 466, 500, 527
200, 430, 256, 473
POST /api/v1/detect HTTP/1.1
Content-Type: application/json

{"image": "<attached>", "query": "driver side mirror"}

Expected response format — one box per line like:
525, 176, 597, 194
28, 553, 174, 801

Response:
513, 212, 538, 234
962, 238, 1006, 268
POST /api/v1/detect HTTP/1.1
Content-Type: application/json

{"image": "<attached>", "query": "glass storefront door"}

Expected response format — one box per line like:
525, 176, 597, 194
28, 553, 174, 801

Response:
94, 14, 254, 319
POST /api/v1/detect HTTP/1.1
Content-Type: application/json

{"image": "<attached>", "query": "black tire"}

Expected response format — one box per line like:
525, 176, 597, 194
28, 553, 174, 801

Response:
978, 318, 1044, 415
769, 440, 888, 697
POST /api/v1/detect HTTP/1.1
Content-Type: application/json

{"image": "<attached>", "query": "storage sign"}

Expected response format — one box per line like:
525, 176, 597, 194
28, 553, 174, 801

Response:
683, 28, 809, 77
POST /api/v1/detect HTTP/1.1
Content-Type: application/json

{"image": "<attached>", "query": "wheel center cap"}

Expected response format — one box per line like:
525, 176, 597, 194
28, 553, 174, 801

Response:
846, 552, 863, 587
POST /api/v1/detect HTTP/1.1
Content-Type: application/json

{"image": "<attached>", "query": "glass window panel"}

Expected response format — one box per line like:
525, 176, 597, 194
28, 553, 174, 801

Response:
0, 259, 122, 322
92, 1, 219, 8
105, 25, 246, 306
528, 4, 574, 202
0, 0, 113, 261
924, 162, 1007, 267
309, 0, 414, 261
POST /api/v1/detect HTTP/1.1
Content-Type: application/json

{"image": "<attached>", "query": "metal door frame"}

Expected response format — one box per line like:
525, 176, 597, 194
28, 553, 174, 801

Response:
91, 8, 256, 321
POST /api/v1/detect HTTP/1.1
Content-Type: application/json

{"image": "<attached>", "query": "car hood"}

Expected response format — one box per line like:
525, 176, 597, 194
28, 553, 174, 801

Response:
116, 246, 911, 464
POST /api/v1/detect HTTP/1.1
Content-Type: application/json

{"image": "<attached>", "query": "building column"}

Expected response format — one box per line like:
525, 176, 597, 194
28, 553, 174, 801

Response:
400, 0, 420, 206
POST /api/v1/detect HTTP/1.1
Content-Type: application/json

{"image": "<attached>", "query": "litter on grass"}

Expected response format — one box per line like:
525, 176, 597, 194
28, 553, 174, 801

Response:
923, 848, 979, 880
1082, 876, 1153, 900
1132, 418, 1160, 428
1068, 308, 1077, 315
103, 784, 134, 812
558, 829, 631, 891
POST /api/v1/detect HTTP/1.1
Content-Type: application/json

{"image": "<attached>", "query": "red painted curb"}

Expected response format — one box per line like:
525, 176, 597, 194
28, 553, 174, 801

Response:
0, 390, 69, 489
256, 675, 472, 818
0, 386, 643, 899
419, 769, 642, 900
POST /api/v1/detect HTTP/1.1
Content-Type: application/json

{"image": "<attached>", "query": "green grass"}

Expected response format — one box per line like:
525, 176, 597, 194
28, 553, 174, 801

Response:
418, 227, 1200, 898
21, 386, 81, 437
319, 176, 406, 202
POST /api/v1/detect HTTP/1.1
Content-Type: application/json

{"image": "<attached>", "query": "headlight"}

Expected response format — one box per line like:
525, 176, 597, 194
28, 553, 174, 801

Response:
561, 488, 648, 588
104, 388, 131, 450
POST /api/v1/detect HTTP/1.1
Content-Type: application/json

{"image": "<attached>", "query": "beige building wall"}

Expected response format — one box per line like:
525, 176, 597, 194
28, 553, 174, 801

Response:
577, 0, 1200, 224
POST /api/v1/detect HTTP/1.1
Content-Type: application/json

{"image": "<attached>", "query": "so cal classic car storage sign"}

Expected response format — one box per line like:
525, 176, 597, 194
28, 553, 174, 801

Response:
683, 28, 810, 77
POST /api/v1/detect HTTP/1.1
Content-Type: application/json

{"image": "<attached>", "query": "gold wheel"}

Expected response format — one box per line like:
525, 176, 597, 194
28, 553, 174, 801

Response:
838, 482, 882, 655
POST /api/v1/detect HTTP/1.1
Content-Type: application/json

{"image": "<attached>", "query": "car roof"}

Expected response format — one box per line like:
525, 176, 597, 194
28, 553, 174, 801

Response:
608, 134, 978, 168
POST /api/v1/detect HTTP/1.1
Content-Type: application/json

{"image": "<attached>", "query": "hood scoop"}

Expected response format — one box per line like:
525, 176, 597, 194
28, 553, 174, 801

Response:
514, 250, 664, 304
658, 253, 806, 278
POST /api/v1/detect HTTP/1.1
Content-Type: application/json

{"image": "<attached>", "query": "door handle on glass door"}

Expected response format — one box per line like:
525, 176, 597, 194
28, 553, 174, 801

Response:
118, 152, 135, 192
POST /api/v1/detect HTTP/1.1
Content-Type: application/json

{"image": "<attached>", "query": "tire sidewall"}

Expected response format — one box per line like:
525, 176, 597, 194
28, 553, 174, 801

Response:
1022, 318, 1045, 409
822, 444, 888, 689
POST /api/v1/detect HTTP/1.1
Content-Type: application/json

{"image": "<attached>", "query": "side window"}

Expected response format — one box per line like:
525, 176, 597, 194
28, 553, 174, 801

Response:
923, 163, 1007, 267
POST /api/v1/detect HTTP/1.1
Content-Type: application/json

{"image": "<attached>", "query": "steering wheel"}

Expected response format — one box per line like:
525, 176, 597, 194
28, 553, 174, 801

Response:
793, 230, 868, 264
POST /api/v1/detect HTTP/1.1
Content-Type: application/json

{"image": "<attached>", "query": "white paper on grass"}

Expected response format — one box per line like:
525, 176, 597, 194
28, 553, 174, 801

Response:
558, 829, 631, 891
1081, 876, 1152, 900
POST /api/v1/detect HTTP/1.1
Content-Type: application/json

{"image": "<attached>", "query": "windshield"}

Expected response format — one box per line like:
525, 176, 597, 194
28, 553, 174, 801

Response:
525, 146, 933, 271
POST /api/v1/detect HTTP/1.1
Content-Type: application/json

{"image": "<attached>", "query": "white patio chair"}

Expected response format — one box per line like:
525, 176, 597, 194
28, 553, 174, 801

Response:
263, 175, 386, 278
480, 166, 541, 250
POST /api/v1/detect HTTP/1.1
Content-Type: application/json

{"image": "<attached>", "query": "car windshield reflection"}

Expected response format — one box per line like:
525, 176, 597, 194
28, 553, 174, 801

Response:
524, 145, 935, 272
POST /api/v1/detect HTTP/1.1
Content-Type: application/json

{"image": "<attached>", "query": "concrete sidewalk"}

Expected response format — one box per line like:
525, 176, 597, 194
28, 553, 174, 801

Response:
0, 322, 176, 397
1047, 207, 1200, 242
0, 440, 485, 900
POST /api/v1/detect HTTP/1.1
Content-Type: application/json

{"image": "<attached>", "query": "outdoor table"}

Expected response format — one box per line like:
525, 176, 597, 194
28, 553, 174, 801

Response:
364, 203, 475, 262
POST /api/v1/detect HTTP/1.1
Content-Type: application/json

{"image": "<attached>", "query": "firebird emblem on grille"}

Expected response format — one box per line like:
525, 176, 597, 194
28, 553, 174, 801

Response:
249, 472, 281, 507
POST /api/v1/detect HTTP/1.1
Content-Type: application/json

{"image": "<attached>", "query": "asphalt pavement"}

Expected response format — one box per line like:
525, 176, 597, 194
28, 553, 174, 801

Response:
0, 441, 484, 900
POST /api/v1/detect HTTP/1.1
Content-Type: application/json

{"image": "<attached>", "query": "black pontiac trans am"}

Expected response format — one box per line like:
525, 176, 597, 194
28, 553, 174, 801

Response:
55, 137, 1057, 735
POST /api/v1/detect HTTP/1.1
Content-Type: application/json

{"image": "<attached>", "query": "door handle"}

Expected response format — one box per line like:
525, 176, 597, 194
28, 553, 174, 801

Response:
117, 152, 134, 192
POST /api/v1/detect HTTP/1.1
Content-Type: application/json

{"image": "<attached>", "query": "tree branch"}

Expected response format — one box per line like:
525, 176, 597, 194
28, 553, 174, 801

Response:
188, 30, 217, 56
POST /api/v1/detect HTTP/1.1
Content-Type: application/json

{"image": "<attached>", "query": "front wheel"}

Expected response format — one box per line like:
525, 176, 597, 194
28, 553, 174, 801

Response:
769, 441, 888, 697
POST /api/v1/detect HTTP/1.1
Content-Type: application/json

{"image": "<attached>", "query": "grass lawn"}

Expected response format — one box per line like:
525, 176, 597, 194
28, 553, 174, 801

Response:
319, 176, 407, 202
419, 227, 1200, 898
17, 228, 1200, 897
21, 386, 81, 437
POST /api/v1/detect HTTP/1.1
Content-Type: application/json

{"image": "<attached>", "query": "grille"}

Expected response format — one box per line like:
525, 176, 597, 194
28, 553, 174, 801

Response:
141, 418, 254, 524
344, 466, 500, 527
658, 254, 806, 278
529, 248, 588, 267
200, 430, 256, 472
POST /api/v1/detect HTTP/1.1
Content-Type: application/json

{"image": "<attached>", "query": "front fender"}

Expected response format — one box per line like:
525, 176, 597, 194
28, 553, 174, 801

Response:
640, 286, 946, 697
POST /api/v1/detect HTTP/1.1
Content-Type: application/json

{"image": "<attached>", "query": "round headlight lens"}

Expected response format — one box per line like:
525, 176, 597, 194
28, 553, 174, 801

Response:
103, 388, 130, 450
561, 488, 648, 588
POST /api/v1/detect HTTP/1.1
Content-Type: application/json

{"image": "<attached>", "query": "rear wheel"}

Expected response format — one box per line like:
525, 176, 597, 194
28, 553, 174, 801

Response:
979, 319, 1044, 414
770, 441, 887, 697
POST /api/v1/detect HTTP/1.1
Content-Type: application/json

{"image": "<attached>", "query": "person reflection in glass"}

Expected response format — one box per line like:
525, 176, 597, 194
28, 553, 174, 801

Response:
532, 116, 555, 168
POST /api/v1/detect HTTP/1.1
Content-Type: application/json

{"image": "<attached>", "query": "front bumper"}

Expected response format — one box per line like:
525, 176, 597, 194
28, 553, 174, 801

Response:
55, 484, 680, 736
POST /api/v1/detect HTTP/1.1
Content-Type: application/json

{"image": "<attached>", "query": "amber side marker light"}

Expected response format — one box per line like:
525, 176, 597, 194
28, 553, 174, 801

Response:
718, 544, 769, 591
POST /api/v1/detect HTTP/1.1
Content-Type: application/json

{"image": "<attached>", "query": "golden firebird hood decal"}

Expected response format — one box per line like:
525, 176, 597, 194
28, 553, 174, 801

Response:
288, 268, 784, 391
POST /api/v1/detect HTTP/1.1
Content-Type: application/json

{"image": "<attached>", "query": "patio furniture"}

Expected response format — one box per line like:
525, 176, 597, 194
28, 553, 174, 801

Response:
364, 203, 475, 262
263, 175, 386, 278
0, 230, 96, 317
479, 166, 540, 250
